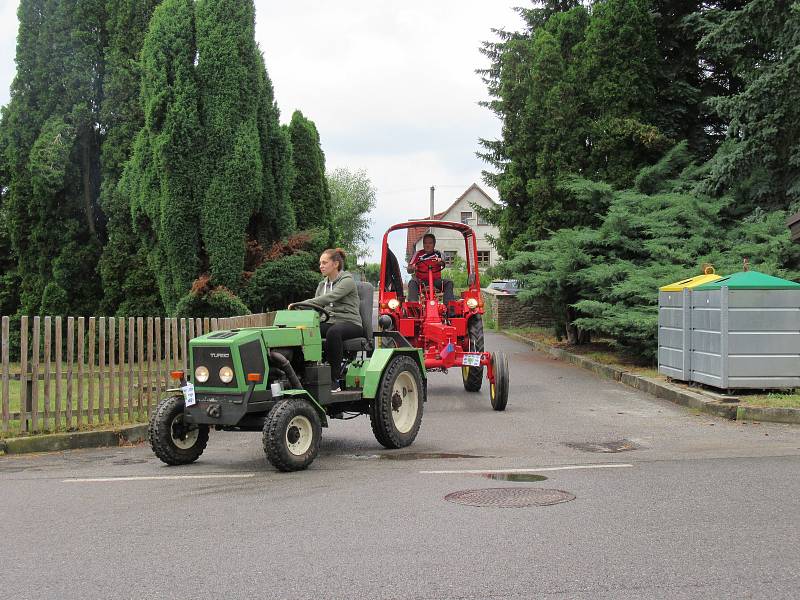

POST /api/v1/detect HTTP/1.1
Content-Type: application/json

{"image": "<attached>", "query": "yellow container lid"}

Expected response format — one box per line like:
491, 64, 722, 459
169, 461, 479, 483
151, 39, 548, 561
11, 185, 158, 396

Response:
660, 272, 722, 291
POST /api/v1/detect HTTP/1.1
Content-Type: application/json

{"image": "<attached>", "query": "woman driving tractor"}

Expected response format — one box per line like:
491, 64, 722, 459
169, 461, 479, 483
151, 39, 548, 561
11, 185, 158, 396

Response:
291, 248, 363, 393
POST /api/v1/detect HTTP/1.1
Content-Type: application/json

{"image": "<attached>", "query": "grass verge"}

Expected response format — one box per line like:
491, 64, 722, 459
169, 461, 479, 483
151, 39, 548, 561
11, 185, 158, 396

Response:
505, 326, 659, 378
737, 393, 800, 409
0, 417, 149, 441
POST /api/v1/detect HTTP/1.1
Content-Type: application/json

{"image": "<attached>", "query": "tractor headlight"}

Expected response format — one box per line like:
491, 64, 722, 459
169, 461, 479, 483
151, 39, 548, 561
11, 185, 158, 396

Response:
466, 298, 479, 309
194, 365, 209, 383
387, 298, 400, 310
219, 366, 234, 384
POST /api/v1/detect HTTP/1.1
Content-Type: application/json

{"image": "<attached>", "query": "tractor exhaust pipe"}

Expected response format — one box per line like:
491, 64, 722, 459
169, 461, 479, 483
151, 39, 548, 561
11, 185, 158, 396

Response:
268, 351, 302, 389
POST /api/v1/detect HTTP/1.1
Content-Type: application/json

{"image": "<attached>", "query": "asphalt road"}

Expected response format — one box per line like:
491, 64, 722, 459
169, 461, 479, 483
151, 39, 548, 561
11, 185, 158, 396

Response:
1, 331, 799, 600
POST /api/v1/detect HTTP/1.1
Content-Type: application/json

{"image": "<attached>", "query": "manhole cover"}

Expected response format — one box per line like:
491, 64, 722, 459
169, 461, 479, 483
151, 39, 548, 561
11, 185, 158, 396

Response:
566, 439, 641, 453
444, 488, 575, 508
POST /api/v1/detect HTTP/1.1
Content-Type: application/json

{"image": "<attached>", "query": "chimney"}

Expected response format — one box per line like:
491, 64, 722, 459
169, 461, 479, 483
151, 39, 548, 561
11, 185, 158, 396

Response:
429, 186, 435, 220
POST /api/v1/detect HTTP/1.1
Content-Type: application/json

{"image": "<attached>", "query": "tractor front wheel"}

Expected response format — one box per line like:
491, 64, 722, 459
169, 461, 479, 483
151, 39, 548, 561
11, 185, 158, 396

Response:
263, 399, 322, 472
370, 355, 424, 449
489, 351, 509, 411
462, 316, 484, 392
149, 395, 209, 465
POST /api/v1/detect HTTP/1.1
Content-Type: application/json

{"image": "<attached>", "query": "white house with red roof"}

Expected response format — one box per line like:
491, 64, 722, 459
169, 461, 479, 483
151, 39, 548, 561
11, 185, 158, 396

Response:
405, 183, 500, 268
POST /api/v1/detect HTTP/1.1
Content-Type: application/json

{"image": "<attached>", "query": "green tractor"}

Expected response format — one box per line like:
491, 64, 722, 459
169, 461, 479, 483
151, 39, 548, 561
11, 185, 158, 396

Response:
148, 284, 426, 471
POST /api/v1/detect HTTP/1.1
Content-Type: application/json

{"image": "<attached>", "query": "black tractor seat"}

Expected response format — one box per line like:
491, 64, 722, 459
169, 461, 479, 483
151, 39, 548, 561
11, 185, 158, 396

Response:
339, 282, 374, 355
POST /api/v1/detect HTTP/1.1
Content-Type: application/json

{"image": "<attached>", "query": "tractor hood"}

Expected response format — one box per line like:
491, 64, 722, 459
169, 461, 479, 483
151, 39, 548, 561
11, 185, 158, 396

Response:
188, 320, 323, 392
189, 329, 265, 392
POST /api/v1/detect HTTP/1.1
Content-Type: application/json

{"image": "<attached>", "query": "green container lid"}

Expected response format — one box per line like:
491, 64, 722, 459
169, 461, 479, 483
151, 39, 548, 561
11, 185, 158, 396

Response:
693, 271, 800, 290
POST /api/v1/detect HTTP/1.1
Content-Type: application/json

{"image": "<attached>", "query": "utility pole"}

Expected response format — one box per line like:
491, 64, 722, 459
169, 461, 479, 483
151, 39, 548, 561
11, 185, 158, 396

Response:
429, 186, 435, 220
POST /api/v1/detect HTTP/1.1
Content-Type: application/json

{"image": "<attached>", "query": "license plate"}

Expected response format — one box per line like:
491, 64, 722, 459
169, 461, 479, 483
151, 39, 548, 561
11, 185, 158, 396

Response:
462, 354, 481, 367
182, 382, 196, 407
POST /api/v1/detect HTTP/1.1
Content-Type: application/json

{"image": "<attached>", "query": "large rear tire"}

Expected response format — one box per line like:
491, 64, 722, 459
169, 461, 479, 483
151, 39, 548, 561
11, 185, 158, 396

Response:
149, 395, 209, 465
263, 399, 322, 472
490, 351, 509, 411
462, 315, 484, 392
370, 355, 424, 449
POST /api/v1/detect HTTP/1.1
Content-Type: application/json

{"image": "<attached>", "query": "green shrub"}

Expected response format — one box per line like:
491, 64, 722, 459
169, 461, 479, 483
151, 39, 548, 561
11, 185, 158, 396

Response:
362, 263, 381, 287
507, 163, 800, 359
241, 252, 319, 312
442, 256, 468, 289
175, 285, 250, 318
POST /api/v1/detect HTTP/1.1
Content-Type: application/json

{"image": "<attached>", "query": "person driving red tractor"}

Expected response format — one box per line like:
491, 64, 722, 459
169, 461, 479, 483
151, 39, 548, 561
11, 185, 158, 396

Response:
407, 233, 456, 310
378, 219, 510, 411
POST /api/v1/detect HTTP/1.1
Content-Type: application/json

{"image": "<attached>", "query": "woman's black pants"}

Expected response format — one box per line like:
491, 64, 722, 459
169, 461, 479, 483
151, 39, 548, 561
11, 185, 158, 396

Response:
320, 321, 365, 383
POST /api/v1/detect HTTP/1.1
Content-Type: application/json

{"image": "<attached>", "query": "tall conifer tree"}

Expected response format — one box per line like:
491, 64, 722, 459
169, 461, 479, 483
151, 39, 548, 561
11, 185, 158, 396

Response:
651, 1, 706, 154
287, 110, 333, 240
195, 0, 263, 291
479, 0, 680, 255
251, 52, 295, 245
122, 0, 202, 313
579, 0, 668, 187
98, 0, 162, 315
4, 0, 105, 315
0, 124, 19, 316
477, 3, 591, 255
700, 0, 800, 209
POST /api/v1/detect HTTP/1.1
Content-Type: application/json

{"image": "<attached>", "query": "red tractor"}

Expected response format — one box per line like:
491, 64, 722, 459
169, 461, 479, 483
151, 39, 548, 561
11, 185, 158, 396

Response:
377, 220, 509, 410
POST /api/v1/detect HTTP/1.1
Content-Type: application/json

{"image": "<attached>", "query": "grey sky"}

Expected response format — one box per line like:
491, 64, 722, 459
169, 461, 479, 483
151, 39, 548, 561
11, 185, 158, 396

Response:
0, 1, 524, 261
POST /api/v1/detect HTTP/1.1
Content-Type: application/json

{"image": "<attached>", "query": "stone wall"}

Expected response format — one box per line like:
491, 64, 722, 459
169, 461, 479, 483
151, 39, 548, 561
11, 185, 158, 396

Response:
483, 288, 555, 329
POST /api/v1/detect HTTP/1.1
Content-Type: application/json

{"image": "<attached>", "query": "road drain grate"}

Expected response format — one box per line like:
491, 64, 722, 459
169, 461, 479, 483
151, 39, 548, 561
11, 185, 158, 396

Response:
444, 488, 575, 508
565, 439, 640, 453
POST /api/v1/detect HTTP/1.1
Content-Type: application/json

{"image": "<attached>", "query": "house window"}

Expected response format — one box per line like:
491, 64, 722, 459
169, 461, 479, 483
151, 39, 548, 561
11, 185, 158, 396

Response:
443, 251, 456, 266
460, 211, 474, 225
477, 250, 490, 267
477, 213, 489, 226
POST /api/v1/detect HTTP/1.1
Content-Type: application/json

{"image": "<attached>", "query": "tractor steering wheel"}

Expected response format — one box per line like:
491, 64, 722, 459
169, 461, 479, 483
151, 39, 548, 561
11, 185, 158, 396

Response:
288, 302, 331, 323
419, 257, 445, 273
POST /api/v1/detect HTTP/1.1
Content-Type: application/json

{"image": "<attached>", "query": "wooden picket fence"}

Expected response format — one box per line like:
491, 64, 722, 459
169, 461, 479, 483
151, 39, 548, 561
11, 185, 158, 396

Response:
0, 313, 275, 435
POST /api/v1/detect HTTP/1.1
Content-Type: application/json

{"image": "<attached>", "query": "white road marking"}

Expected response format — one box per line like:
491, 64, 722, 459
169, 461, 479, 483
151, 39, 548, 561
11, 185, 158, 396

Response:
419, 463, 634, 475
63, 473, 257, 483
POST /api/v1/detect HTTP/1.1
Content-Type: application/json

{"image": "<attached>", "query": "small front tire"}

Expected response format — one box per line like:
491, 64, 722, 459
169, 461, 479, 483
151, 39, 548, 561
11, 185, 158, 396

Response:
149, 395, 209, 465
462, 316, 484, 392
263, 399, 322, 472
489, 351, 509, 411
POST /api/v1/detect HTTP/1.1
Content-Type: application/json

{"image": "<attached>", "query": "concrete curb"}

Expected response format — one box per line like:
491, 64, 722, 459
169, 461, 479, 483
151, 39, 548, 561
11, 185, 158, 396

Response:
0, 423, 149, 456
505, 331, 800, 425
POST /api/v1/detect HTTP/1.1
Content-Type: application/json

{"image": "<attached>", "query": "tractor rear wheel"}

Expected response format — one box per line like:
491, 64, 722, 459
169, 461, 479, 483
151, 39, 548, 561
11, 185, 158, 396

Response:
370, 355, 424, 449
149, 395, 209, 465
462, 315, 484, 392
263, 399, 322, 472
489, 351, 509, 411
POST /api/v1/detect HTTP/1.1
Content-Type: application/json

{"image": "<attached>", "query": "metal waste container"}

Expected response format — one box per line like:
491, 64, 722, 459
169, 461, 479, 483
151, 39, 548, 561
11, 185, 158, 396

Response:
658, 270, 722, 381
690, 271, 800, 389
